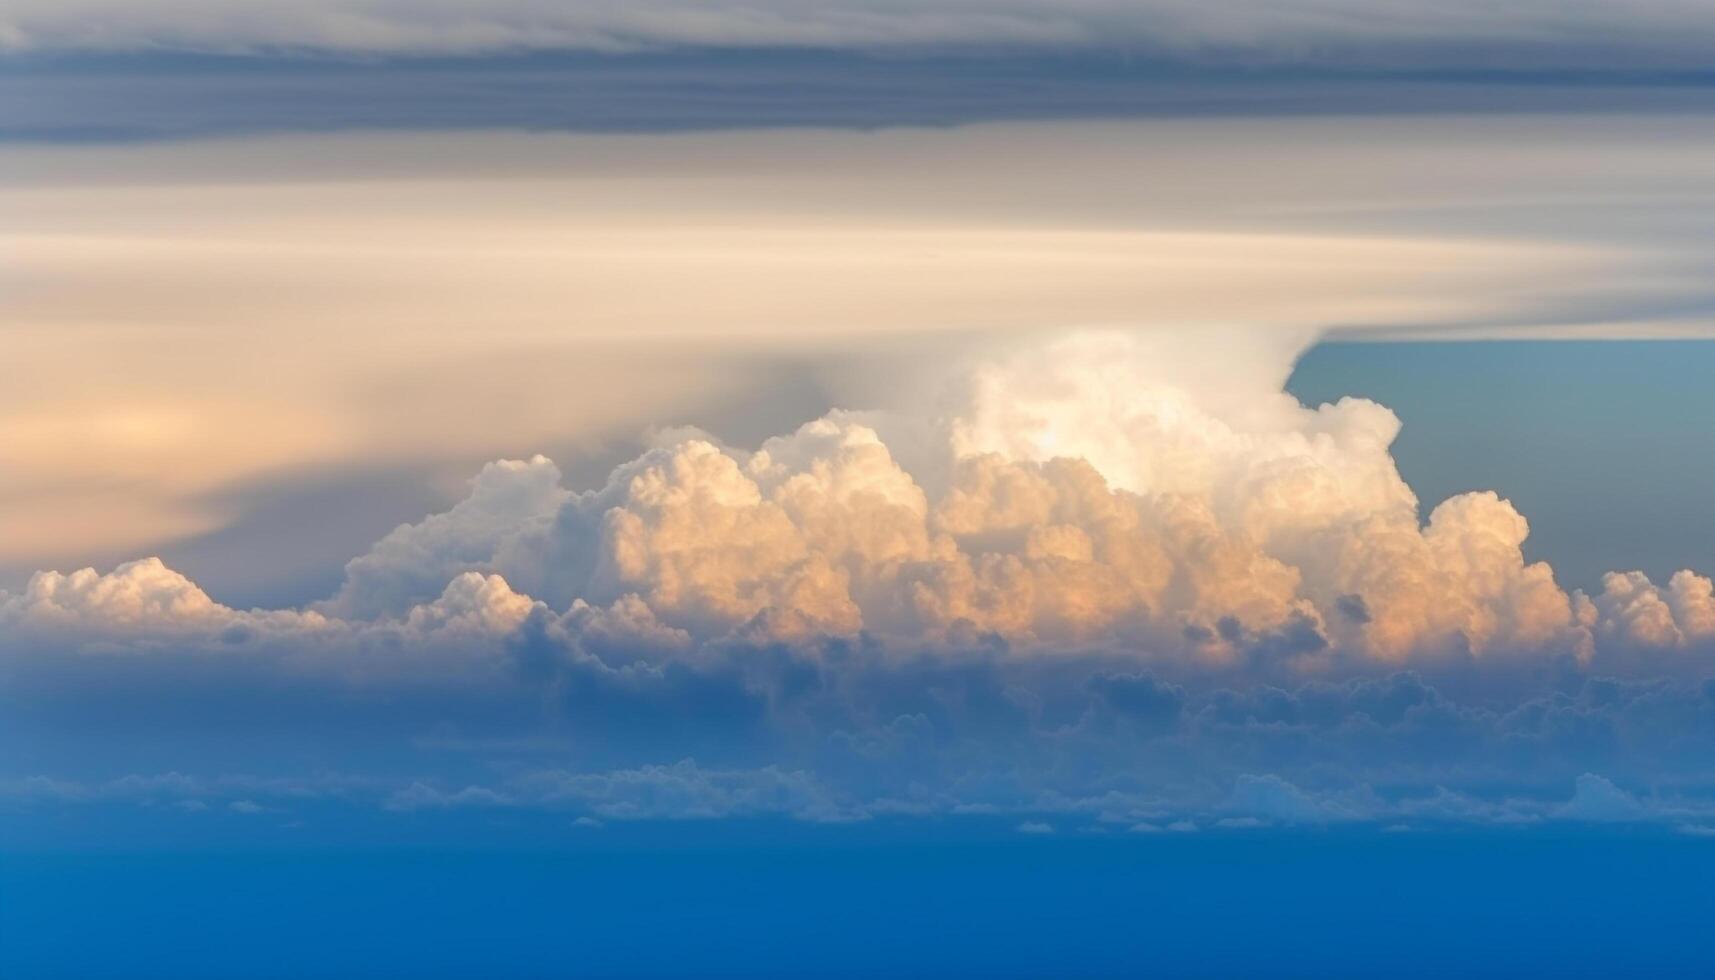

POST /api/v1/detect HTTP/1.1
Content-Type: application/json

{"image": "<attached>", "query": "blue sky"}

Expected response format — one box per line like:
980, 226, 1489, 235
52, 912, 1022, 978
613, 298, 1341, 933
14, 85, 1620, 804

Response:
1289, 341, 1715, 594
9, 829, 1715, 977
6, 4, 1715, 975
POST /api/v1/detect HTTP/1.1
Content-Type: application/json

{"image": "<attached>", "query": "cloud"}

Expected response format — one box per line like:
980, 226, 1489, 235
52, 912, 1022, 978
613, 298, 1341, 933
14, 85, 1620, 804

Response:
1559, 773, 1650, 823
402, 572, 539, 636
5, 329, 1710, 670
11, 120, 1708, 595
1229, 774, 1346, 824
276, 330, 1611, 667
7, 0, 1715, 70
0, 557, 328, 650
1581, 570, 1715, 653
4, 557, 231, 631
321, 457, 567, 621
12, 701, 1715, 828
1087, 673, 1185, 736
5, 330, 1715, 829
384, 782, 513, 812
516, 760, 853, 822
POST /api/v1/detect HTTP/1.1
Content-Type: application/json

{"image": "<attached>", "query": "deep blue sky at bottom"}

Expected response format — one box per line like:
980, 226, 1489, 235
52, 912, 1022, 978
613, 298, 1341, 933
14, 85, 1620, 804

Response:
5, 822, 1714, 977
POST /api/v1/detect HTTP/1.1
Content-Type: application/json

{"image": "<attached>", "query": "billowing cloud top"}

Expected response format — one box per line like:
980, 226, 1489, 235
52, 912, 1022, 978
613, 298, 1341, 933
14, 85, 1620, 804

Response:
9, 329, 1715, 665
249, 329, 1705, 666
5, 330, 1715, 832
7, 0, 1715, 70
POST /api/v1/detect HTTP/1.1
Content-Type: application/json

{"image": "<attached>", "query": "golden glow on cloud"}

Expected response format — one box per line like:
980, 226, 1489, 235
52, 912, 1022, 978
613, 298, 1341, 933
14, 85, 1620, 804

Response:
6, 330, 1712, 669
6, 118, 1715, 577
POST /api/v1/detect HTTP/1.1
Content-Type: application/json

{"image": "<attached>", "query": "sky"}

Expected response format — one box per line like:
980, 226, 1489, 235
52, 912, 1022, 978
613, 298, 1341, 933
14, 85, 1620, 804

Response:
6, 3, 1715, 976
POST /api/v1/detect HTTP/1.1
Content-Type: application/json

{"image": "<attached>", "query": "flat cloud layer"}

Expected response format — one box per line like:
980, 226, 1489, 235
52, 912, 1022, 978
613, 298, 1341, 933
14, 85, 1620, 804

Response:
9, 0, 1715, 70
5, 330, 1714, 831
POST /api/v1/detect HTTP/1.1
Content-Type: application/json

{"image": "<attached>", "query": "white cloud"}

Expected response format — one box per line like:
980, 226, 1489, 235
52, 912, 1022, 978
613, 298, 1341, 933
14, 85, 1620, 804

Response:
5, 330, 1710, 672
0, 556, 326, 645
321, 456, 566, 621
2, 557, 226, 629
1581, 569, 1715, 652
402, 572, 539, 636
557, 593, 694, 664
939, 332, 1585, 660
562, 331, 1579, 660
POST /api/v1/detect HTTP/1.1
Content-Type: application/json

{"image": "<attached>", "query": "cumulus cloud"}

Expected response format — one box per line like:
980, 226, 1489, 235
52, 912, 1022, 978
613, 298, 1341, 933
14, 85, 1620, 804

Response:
402, 572, 539, 636
2, 557, 229, 629
322, 456, 566, 621
271, 330, 1615, 667
4, 330, 1708, 670
5, 329, 1715, 828
0, 556, 325, 646
1580, 570, 1715, 653
6, 0, 1715, 70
